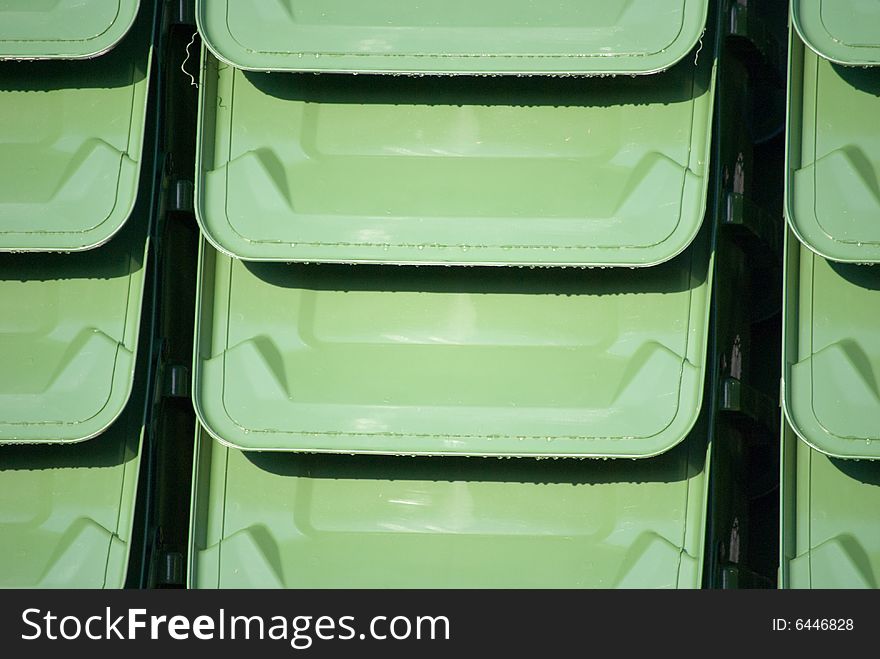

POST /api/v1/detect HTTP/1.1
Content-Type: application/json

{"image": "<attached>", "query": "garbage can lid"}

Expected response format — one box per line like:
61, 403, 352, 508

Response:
0, 211, 149, 444
197, 0, 709, 75
785, 31, 880, 263
0, 380, 145, 587
0, 0, 140, 60
196, 39, 716, 267
189, 425, 708, 588
0, 7, 152, 252
793, 0, 880, 66
781, 421, 880, 588
193, 227, 711, 458
783, 234, 880, 459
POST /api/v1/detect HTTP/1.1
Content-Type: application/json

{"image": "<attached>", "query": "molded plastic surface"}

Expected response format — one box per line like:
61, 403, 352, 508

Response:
0, 11, 151, 251
783, 232, 880, 459
196, 47, 716, 266
189, 426, 709, 588
785, 32, 880, 263
792, 0, 880, 66
0, 215, 149, 443
193, 228, 712, 457
0, 1, 139, 60
780, 422, 880, 588
0, 383, 145, 588
197, 0, 709, 75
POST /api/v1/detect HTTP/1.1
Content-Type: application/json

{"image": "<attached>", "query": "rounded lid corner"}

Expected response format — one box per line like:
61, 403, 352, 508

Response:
793, 0, 880, 66
196, 0, 709, 75
0, 1, 141, 61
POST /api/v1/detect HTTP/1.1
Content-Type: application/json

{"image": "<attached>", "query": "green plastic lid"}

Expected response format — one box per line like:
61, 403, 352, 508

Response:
196, 43, 716, 267
0, 381, 145, 588
781, 422, 880, 589
197, 0, 709, 75
193, 227, 711, 458
0, 8, 152, 252
783, 232, 880, 459
0, 1, 139, 60
189, 425, 708, 588
0, 211, 149, 444
786, 31, 880, 263
792, 0, 880, 66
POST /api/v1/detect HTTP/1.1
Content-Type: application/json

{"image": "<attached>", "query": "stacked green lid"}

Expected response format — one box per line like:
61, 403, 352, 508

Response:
190, 425, 710, 588
194, 0, 716, 268
0, 3, 154, 588
781, 230, 880, 587
782, 0, 880, 588
190, 0, 721, 587
784, 2, 880, 459
792, 0, 880, 66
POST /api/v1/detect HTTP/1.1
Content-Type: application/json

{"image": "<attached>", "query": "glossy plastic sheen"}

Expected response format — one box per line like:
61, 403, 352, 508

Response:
196, 48, 716, 266
193, 228, 712, 457
0, 384, 145, 588
0, 214, 149, 443
781, 422, 880, 588
783, 232, 880, 459
0, 0, 139, 60
196, 0, 709, 75
0, 11, 151, 251
785, 32, 880, 263
189, 426, 709, 588
792, 0, 880, 66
